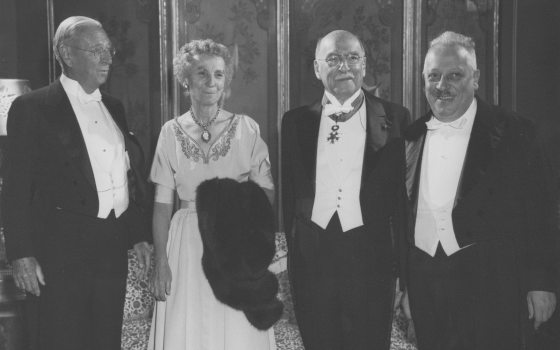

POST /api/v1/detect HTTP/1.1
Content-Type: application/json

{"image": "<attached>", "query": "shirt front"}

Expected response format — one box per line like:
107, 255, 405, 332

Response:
60, 74, 130, 218
312, 89, 366, 232
415, 98, 477, 256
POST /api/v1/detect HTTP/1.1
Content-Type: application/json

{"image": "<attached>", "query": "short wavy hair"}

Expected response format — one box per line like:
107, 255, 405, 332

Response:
424, 31, 478, 74
174, 39, 234, 90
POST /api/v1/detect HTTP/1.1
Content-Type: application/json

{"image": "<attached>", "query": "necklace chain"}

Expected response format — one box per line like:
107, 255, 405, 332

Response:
190, 107, 220, 129
190, 107, 220, 143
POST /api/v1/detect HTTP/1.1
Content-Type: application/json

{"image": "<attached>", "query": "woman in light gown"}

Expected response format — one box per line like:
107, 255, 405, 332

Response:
147, 39, 276, 350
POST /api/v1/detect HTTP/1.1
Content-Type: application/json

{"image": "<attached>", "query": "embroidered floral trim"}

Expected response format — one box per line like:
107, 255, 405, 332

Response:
173, 115, 240, 164
208, 117, 239, 162
173, 124, 203, 162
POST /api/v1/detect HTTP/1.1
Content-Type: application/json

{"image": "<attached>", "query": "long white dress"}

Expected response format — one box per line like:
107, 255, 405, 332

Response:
148, 113, 276, 350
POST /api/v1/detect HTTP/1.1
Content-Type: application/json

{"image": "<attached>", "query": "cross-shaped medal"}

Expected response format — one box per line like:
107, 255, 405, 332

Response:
327, 114, 342, 144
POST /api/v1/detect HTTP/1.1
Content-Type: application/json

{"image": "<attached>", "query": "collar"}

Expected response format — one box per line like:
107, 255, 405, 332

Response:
322, 89, 362, 110
60, 73, 102, 104
322, 89, 364, 119
425, 98, 477, 131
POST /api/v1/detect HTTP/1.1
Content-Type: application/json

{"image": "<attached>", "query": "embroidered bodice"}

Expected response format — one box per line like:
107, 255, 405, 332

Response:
150, 113, 274, 203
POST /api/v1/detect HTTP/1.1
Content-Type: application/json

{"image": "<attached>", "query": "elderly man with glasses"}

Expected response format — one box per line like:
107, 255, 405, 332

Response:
281, 29, 410, 350
2, 16, 151, 350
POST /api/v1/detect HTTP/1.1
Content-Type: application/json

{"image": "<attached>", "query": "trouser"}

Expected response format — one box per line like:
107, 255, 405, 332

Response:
29, 209, 129, 350
291, 214, 394, 350
408, 243, 522, 350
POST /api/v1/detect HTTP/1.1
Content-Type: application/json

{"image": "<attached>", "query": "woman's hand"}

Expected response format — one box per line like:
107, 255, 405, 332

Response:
150, 257, 172, 301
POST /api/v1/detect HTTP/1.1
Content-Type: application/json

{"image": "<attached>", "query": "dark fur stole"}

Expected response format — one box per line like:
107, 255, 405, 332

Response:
196, 178, 283, 330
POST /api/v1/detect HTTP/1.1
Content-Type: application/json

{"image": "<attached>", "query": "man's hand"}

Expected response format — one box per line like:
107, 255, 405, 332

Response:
12, 257, 45, 296
527, 290, 557, 330
133, 241, 152, 280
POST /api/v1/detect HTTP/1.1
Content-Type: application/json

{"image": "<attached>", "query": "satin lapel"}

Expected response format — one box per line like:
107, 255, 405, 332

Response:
101, 94, 131, 150
298, 102, 322, 193
404, 113, 430, 203
45, 81, 96, 190
362, 93, 394, 180
455, 98, 504, 204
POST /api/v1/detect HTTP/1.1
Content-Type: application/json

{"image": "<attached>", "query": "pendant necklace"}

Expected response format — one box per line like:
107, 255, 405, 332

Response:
190, 107, 220, 143
327, 114, 342, 144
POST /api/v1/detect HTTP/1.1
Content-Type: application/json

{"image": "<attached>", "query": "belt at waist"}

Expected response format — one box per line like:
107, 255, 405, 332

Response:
180, 200, 196, 209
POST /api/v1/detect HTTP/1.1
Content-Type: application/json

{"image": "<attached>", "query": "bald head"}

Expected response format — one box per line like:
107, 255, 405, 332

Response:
314, 30, 366, 103
315, 30, 365, 58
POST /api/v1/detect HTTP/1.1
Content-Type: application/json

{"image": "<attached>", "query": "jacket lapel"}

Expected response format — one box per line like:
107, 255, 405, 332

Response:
362, 92, 395, 180
455, 97, 504, 203
404, 97, 505, 208
297, 101, 322, 193
102, 94, 128, 144
404, 113, 430, 203
45, 80, 96, 190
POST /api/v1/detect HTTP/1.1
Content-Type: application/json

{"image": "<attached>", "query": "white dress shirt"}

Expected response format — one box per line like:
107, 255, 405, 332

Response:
60, 74, 130, 218
312, 89, 366, 232
415, 98, 477, 256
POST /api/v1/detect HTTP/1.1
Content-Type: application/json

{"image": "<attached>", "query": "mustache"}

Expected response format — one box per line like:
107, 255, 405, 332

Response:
335, 75, 354, 81
432, 90, 454, 99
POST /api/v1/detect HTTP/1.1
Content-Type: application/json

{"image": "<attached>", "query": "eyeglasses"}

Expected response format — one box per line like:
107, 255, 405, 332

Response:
316, 54, 365, 68
68, 45, 116, 60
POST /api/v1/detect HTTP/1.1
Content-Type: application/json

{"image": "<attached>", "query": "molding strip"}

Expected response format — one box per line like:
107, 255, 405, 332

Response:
46, 0, 55, 83
171, 0, 181, 118
277, 0, 289, 230
414, 0, 422, 118
511, 0, 517, 111
402, 0, 423, 119
402, 0, 414, 114
493, 0, 500, 105
158, 0, 169, 126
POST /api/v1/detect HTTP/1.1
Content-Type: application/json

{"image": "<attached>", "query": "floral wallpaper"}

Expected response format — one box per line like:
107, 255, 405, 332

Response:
54, 0, 157, 159
424, 0, 496, 104
180, 0, 270, 142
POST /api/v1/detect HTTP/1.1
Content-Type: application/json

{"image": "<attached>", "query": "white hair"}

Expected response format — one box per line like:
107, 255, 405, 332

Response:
53, 16, 103, 72
423, 31, 478, 74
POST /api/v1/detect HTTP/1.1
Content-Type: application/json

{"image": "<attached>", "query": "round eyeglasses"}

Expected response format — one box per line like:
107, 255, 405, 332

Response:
68, 45, 117, 60
315, 54, 365, 68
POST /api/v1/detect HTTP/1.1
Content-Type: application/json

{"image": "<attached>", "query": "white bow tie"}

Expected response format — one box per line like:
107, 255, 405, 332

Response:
425, 116, 467, 130
323, 104, 354, 117
77, 89, 102, 104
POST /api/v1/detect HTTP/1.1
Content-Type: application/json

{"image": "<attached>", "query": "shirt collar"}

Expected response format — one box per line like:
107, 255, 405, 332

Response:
322, 89, 362, 110
426, 98, 477, 131
60, 73, 102, 104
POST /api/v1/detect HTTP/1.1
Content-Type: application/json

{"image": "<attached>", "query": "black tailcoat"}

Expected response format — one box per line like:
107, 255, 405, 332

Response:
281, 89, 410, 349
2, 80, 150, 350
404, 97, 558, 349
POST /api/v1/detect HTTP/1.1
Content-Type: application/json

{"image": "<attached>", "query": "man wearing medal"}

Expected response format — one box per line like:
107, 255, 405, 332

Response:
281, 30, 411, 350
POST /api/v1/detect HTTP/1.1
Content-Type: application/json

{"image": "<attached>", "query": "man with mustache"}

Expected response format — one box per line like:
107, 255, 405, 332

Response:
2, 16, 151, 350
282, 29, 410, 350
404, 31, 557, 350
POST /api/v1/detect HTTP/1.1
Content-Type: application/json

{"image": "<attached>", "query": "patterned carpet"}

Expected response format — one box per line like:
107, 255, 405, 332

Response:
121, 233, 417, 350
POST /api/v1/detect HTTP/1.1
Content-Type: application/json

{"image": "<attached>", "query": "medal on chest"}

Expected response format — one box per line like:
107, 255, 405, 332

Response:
327, 124, 340, 144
